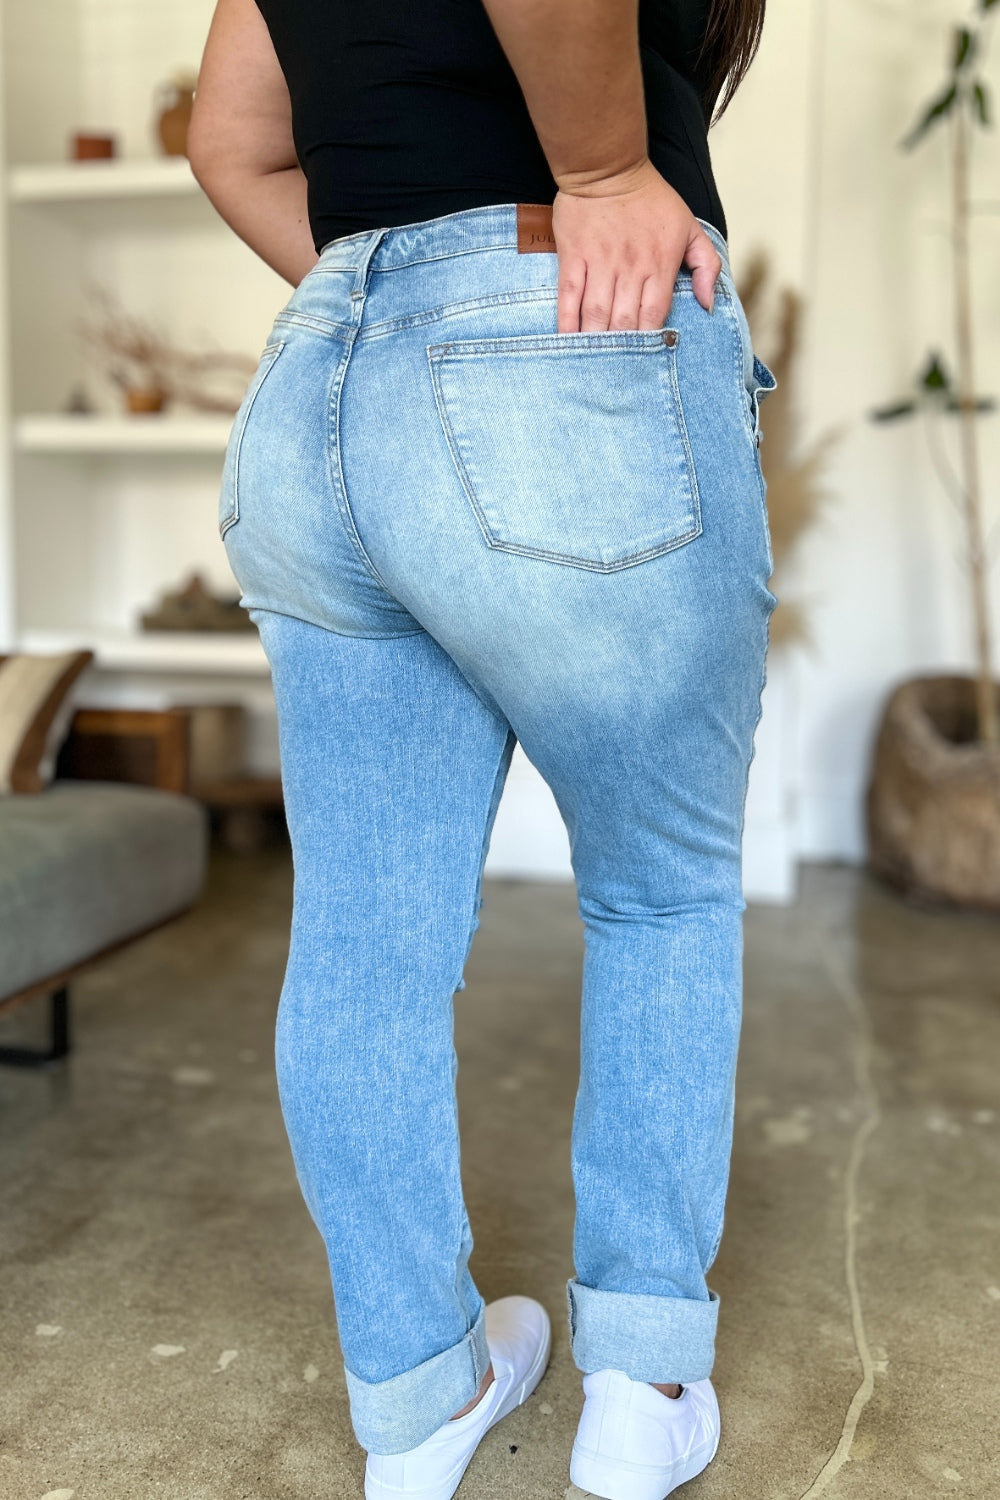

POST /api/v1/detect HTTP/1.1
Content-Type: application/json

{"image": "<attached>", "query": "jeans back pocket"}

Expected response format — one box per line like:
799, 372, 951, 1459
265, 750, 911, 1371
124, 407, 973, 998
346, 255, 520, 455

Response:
219, 340, 285, 539
427, 329, 702, 572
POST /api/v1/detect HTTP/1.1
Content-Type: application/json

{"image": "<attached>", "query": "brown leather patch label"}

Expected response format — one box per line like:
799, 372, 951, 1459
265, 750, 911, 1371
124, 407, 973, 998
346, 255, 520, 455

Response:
517, 202, 556, 253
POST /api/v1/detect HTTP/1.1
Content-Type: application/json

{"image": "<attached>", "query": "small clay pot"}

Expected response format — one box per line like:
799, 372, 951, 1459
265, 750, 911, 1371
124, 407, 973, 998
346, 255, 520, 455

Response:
73, 133, 116, 160
156, 83, 195, 157
125, 387, 168, 414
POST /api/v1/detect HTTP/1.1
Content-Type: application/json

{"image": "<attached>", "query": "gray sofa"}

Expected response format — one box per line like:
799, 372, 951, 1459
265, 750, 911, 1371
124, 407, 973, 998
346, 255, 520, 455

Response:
0, 709, 208, 1065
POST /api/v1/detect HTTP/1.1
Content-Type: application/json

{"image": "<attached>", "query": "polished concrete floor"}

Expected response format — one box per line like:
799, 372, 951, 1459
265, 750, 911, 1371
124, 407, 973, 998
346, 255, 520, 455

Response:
1, 852, 998, 1500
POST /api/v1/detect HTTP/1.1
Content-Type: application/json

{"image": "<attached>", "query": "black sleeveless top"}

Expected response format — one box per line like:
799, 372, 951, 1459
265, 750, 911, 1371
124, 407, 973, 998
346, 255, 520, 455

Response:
253, 0, 728, 252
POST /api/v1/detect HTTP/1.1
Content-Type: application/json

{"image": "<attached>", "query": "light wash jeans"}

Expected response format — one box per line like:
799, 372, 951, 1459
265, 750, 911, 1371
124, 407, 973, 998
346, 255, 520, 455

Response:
219, 203, 777, 1455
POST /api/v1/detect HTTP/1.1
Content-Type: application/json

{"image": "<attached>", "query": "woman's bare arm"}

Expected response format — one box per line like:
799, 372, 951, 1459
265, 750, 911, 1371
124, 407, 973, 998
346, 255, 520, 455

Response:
188, 0, 316, 286
483, 0, 648, 189
481, 0, 721, 331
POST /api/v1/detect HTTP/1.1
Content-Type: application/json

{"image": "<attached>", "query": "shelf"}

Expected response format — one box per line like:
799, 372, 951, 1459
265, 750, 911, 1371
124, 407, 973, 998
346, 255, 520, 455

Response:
8, 157, 203, 203
14, 414, 234, 454
18, 628, 269, 675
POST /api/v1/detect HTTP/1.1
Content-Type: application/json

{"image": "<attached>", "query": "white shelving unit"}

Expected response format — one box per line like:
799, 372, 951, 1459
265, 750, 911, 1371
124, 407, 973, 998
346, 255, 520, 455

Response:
8, 155, 201, 201
14, 413, 233, 453
0, 0, 289, 756
19, 626, 269, 674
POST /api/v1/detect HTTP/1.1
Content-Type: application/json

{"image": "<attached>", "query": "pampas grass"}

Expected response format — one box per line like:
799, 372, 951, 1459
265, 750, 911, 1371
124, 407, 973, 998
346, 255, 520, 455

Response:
736, 250, 841, 646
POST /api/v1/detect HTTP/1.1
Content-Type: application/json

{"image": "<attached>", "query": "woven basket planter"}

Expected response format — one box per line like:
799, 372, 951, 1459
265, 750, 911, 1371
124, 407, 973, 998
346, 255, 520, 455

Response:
867, 674, 1000, 909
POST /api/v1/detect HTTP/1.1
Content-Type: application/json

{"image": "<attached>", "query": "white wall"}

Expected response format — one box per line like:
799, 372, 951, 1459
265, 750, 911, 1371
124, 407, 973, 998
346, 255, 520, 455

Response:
711, 0, 1000, 862
0, 7, 13, 647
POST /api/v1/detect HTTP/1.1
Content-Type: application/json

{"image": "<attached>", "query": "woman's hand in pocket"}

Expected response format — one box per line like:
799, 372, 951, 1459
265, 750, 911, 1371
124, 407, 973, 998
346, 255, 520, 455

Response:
551, 158, 721, 333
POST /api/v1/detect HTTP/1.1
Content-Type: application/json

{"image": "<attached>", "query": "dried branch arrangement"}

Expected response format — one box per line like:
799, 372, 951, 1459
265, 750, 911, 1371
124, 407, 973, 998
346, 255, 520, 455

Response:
77, 283, 259, 414
736, 249, 840, 646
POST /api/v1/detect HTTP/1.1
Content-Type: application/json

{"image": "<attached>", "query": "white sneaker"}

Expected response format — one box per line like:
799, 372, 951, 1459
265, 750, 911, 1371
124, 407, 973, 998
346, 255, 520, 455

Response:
364, 1296, 551, 1500
570, 1369, 721, 1500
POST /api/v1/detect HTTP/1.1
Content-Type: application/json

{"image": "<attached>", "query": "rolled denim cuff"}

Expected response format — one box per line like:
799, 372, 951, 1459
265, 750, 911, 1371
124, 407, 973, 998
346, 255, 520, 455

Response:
566, 1278, 720, 1385
344, 1301, 490, 1455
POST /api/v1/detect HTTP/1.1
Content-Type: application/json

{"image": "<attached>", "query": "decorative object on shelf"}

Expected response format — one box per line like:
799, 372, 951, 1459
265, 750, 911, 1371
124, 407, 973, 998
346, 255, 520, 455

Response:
79, 285, 173, 414
78, 284, 257, 416
735, 250, 840, 647
867, 0, 1000, 909
140, 573, 256, 634
155, 68, 199, 157
125, 386, 167, 414
71, 132, 116, 160
62, 384, 97, 415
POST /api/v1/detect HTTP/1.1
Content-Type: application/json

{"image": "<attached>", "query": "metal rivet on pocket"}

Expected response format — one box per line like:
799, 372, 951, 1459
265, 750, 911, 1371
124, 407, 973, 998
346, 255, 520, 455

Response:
662, 330, 679, 347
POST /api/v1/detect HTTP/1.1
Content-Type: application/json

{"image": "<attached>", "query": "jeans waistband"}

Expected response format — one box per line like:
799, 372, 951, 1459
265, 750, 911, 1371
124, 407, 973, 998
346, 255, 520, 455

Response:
316, 202, 731, 282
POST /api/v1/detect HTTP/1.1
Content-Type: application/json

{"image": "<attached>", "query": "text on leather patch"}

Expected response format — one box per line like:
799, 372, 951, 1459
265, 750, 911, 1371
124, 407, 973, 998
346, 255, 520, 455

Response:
517, 203, 556, 253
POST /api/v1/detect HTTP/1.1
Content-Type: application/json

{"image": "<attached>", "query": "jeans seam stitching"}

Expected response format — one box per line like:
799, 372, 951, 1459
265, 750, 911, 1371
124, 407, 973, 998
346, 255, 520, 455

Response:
665, 336, 703, 539
274, 310, 352, 338
427, 331, 676, 357
360, 289, 557, 340
244, 604, 426, 641
221, 341, 285, 537
326, 333, 401, 594
725, 299, 775, 575
427, 346, 498, 556
451, 729, 516, 1263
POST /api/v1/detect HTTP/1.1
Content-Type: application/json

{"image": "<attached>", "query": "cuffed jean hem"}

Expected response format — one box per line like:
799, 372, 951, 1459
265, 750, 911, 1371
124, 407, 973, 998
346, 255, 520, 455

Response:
566, 1278, 720, 1386
343, 1302, 491, 1454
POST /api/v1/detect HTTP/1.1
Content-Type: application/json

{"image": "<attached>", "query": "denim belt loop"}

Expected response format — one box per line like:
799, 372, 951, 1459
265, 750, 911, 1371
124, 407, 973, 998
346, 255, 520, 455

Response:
349, 227, 391, 323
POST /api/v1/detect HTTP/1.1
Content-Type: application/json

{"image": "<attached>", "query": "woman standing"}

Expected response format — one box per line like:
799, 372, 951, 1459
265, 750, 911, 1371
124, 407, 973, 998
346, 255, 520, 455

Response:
189, 2, 774, 1496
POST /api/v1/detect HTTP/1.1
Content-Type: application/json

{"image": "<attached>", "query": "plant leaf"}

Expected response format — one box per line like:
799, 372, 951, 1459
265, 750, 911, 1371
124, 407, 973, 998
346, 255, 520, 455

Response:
870, 400, 918, 422
921, 351, 953, 393
945, 394, 997, 413
902, 82, 959, 148
972, 80, 991, 125
954, 27, 977, 70
979, 0, 999, 12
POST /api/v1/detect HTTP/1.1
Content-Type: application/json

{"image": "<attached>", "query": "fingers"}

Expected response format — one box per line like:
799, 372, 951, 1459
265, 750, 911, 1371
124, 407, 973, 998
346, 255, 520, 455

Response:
607, 272, 676, 330
684, 223, 723, 314
579, 270, 616, 333
551, 176, 723, 331
555, 236, 720, 332
558, 265, 678, 332
556, 264, 685, 332
636, 272, 675, 330
609, 275, 652, 330
556, 254, 587, 334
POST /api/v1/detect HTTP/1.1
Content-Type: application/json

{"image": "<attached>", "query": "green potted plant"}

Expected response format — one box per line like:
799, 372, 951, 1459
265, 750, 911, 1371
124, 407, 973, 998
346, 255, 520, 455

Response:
867, 0, 1000, 906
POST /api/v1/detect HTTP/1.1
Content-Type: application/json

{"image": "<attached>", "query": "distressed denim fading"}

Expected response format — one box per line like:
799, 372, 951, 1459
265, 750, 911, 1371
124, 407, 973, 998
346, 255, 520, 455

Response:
220, 203, 777, 1455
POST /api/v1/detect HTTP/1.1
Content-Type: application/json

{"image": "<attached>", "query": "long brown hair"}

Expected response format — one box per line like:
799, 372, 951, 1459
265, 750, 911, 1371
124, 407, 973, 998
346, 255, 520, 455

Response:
697, 0, 767, 122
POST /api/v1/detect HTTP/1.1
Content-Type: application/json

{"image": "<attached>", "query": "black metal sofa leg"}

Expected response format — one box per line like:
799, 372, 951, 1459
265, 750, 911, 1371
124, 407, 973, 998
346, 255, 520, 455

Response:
0, 987, 71, 1067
